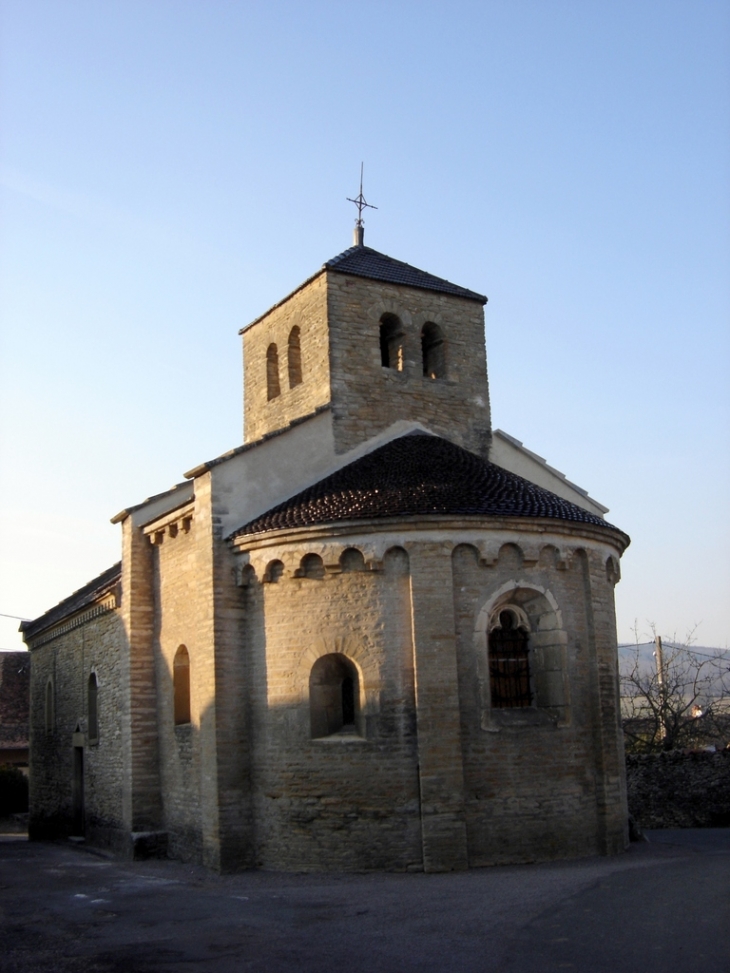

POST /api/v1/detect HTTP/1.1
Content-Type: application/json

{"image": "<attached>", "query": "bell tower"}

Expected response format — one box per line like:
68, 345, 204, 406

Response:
240, 240, 491, 457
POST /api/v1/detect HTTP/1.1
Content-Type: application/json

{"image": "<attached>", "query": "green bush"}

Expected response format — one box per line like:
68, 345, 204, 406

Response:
0, 764, 29, 815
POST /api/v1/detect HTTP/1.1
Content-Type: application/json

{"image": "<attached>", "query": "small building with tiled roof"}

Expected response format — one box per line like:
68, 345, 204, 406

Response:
25, 229, 630, 871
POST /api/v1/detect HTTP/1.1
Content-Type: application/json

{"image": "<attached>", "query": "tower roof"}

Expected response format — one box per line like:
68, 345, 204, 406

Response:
232, 432, 627, 540
325, 246, 487, 304
242, 244, 487, 334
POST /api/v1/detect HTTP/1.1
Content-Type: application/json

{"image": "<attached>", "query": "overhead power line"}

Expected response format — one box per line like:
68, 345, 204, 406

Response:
618, 643, 730, 660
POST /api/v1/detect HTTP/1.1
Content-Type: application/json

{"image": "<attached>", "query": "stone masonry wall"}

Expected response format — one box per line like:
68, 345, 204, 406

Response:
241, 269, 492, 459
147, 474, 257, 872
28, 609, 127, 845
120, 516, 164, 844
452, 540, 627, 864
209, 517, 253, 872
627, 751, 730, 828
326, 271, 491, 457
241, 545, 422, 871
235, 521, 627, 871
242, 273, 330, 444
149, 510, 204, 863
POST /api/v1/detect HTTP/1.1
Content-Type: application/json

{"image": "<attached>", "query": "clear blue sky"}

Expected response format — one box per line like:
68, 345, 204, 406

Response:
1, 0, 728, 650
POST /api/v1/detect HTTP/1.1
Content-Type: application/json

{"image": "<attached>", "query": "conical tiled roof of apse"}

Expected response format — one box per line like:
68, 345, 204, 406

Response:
325, 246, 487, 304
232, 433, 628, 540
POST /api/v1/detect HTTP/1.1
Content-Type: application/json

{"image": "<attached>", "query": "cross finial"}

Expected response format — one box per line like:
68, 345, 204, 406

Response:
346, 162, 377, 246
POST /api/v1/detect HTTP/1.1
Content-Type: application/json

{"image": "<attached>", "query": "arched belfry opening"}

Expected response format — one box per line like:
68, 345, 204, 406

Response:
379, 314, 404, 371
309, 654, 361, 738
287, 326, 302, 388
266, 343, 281, 400
421, 322, 446, 379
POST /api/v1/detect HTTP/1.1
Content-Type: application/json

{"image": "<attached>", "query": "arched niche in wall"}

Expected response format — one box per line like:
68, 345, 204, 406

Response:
340, 547, 366, 572
264, 559, 285, 583
383, 546, 409, 575
173, 645, 191, 726
299, 553, 325, 580
309, 653, 361, 738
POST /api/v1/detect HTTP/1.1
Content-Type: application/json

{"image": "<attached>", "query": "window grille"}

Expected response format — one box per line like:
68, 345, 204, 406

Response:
489, 611, 532, 708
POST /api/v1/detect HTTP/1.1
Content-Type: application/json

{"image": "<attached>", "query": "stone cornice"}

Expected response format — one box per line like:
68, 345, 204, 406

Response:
230, 514, 630, 556
25, 592, 119, 650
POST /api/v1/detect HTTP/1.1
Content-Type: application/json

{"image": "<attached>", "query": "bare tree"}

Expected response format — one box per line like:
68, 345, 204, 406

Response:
620, 624, 730, 753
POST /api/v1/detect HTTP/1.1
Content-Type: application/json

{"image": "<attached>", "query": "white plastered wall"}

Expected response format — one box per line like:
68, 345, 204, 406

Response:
489, 429, 608, 518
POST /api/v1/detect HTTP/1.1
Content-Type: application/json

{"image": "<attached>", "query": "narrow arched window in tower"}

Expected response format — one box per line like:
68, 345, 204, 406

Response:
287, 326, 302, 388
88, 673, 99, 743
421, 322, 446, 379
174, 645, 191, 725
488, 610, 532, 708
379, 314, 404, 371
266, 343, 281, 400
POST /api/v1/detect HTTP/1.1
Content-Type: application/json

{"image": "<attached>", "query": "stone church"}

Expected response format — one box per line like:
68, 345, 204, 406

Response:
24, 231, 630, 872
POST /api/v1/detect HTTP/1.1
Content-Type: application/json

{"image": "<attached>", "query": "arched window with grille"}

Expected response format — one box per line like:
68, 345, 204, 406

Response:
488, 609, 532, 708
174, 645, 191, 725
266, 343, 281, 400
287, 326, 302, 388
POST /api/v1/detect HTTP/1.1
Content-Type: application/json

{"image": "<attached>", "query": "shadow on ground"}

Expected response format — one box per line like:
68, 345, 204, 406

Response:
0, 830, 728, 973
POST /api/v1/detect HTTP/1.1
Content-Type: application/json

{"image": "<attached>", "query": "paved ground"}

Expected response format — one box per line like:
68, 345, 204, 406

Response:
1, 829, 729, 972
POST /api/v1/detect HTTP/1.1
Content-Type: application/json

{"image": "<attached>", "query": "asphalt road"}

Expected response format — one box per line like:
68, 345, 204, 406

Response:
1, 829, 728, 972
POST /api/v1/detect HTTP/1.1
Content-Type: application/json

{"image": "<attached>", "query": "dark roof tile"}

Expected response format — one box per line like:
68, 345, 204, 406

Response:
325, 246, 487, 303
233, 433, 627, 539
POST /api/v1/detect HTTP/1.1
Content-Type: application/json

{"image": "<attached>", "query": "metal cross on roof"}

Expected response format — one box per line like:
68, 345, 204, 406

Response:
347, 163, 377, 227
